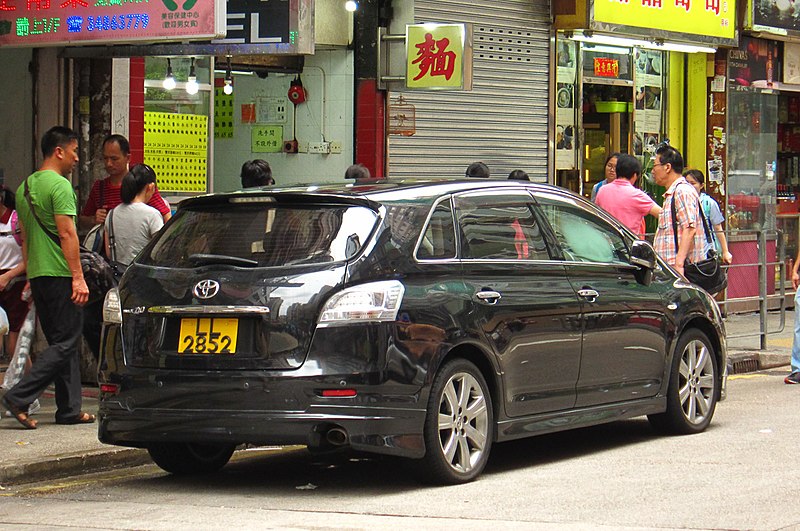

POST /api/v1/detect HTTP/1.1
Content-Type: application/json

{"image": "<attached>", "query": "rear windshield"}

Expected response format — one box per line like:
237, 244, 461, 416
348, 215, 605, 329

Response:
139, 203, 378, 268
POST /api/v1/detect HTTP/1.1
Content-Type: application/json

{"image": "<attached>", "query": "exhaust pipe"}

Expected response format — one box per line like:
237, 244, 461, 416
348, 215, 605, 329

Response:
325, 427, 348, 446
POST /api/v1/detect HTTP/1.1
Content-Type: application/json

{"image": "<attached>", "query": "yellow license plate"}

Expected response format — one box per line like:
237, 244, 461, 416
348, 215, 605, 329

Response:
178, 318, 238, 354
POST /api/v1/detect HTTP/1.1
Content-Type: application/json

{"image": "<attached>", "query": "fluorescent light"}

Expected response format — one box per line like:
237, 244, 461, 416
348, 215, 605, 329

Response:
570, 32, 649, 49
345, 0, 357, 11
649, 41, 716, 54
568, 31, 716, 55
582, 44, 631, 55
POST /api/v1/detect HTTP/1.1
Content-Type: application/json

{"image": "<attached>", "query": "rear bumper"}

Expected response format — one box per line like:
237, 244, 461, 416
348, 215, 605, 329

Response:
98, 401, 426, 458
98, 322, 428, 458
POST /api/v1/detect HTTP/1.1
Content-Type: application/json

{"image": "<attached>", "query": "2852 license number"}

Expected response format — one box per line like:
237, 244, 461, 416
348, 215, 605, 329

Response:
178, 318, 238, 354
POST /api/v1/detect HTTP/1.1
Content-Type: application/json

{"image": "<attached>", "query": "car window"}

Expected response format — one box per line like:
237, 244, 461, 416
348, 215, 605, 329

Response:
534, 192, 630, 264
455, 192, 549, 260
417, 199, 456, 259
141, 203, 378, 268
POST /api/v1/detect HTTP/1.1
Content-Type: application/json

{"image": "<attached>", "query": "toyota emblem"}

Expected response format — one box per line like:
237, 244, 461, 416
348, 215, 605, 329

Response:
193, 279, 220, 300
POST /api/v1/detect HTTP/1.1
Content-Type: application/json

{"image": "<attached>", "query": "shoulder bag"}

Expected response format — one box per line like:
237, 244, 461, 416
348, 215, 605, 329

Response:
670, 185, 728, 295
105, 207, 126, 282
23, 178, 116, 303
82, 179, 106, 255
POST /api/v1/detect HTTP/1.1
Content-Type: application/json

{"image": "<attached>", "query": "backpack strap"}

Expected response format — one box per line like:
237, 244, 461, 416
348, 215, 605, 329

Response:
107, 207, 117, 263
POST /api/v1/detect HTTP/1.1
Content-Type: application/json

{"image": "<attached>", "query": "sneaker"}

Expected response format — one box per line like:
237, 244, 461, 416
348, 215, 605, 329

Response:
785, 372, 800, 384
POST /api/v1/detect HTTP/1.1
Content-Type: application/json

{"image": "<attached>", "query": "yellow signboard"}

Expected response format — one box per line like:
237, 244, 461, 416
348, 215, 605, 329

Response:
144, 112, 208, 194
406, 24, 470, 90
593, 0, 735, 40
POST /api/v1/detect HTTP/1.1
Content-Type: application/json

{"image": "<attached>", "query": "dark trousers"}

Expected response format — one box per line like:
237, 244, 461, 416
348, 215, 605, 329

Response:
82, 299, 102, 360
4, 276, 83, 421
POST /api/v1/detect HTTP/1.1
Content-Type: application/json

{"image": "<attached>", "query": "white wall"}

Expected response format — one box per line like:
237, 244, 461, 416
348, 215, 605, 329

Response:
212, 49, 354, 192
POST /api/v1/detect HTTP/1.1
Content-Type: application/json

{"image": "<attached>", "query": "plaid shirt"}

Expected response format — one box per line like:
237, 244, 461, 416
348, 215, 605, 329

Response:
654, 177, 707, 266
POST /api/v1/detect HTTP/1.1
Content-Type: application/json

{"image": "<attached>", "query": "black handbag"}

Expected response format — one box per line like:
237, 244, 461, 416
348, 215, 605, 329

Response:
23, 178, 117, 303
670, 186, 728, 295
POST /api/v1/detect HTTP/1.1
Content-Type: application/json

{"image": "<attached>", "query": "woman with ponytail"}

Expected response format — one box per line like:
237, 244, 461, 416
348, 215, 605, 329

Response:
103, 164, 164, 267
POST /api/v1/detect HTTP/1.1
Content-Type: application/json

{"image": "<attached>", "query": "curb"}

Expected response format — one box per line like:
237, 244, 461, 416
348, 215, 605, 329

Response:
0, 447, 151, 485
727, 348, 790, 374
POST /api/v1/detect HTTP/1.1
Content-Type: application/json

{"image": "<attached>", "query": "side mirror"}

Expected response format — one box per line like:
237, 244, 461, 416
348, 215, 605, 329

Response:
630, 240, 657, 286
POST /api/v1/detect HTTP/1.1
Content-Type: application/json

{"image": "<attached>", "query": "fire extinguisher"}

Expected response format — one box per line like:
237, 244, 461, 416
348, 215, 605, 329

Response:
288, 75, 307, 106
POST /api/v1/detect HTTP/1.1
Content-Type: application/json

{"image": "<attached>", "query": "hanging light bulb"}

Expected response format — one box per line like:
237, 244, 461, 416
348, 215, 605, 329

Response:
186, 57, 199, 95
345, 0, 357, 12
223, 55, 233, 95
162, 58, 176, 90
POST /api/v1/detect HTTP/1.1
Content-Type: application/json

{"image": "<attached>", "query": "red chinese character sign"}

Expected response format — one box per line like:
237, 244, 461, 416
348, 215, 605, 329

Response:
0, 0, 225, 47
593, 58, 620, 78
405, 23, 472, 90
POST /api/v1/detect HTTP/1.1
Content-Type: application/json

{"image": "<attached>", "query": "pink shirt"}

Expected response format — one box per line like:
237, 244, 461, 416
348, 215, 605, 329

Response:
595, 178, 656, 237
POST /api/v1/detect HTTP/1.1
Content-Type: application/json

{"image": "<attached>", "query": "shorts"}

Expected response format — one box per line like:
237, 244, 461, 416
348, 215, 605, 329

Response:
0, 274, 28, 333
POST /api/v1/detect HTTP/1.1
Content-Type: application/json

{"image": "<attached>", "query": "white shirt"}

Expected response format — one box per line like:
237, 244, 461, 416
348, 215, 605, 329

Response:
105, 202, 163, 266
0, 210, 22, 270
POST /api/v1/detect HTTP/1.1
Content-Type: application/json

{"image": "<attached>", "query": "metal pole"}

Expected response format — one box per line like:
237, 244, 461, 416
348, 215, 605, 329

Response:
759, 229, 768, 349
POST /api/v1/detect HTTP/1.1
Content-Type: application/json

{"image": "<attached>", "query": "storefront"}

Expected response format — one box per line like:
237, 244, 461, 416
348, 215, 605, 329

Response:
381, 0, 553, 181
0, 0, 355, 203
717, 2, 800, 302
553, 0, 737, 199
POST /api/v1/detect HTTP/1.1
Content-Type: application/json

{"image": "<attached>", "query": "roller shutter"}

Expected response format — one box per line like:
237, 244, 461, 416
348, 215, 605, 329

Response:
388, 0, 551, 182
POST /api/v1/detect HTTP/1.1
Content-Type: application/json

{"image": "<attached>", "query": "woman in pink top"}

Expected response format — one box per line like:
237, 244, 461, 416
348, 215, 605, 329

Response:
595, 154, 662, 237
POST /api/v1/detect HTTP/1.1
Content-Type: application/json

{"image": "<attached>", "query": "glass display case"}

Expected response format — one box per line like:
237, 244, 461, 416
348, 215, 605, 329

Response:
726, 88, 778, 232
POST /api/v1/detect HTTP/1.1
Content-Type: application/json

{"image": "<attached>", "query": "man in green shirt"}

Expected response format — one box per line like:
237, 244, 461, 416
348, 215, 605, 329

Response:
2, 126, 92, 429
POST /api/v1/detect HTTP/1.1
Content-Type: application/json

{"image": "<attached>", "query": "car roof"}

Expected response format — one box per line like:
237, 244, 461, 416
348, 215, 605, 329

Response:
179, 178, 573, 210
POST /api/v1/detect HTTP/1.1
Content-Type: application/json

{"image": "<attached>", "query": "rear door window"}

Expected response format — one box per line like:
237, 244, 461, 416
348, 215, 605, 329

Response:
455, 191, 550, 260
417, 198, 457, 260
140, 203, 378, 268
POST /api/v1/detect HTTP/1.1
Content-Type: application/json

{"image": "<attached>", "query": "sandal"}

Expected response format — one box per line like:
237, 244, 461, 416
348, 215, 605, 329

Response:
56, 412, 96, 425
2, 397, 37, 430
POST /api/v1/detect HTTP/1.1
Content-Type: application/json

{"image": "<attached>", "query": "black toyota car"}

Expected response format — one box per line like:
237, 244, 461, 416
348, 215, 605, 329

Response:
98, 179, 726, 484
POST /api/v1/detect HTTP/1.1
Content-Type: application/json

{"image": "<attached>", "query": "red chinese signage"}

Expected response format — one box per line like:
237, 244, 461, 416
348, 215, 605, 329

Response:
594, 58, 620, 78
0, 0, 225, 47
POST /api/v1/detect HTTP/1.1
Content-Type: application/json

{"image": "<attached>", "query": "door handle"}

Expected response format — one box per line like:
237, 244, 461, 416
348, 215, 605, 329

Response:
577, 288, 599, 302
476, 290, 502, 304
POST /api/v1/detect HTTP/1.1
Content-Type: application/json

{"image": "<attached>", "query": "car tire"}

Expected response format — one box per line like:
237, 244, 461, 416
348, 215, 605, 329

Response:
418, 358, 493, 484
648, 329, 719, 435
148, 443, 236, 475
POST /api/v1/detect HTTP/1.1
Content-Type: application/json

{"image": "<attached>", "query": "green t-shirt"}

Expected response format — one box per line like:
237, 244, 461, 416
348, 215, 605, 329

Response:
16, 170, 77, 279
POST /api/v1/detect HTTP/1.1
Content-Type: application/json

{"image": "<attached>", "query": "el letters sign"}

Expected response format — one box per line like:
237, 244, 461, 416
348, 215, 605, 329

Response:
593, 0, 735, 41
0, 0, 226, 47
405, 23, 472, 90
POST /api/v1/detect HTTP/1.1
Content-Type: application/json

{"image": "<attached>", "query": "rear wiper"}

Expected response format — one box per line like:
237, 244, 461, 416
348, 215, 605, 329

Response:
188, 254, 259, 268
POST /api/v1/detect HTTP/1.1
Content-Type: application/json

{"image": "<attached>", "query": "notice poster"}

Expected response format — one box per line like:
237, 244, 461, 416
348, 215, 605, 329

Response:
555, 38, 577, 170
214, 80, 234, 139
633, 50, 663, 152
251, 126, 283, 153
144, 112, 208, 193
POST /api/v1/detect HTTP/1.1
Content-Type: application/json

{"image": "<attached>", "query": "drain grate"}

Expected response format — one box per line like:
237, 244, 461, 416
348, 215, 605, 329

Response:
730, 357, 760, 374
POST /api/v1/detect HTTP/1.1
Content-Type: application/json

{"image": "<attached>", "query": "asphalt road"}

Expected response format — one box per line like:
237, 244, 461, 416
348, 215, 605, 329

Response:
1, 370, 798, 530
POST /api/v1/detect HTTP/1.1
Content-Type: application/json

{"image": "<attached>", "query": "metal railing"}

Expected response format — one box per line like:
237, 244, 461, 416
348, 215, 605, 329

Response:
646, 228, 787, 349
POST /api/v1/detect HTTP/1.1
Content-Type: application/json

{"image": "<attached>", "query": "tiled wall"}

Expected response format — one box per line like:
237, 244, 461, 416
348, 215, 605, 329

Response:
212, 49, 355, 192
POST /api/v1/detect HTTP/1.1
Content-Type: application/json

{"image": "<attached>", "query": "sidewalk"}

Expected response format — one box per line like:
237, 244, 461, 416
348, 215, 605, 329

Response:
0, 309, 794, 487
0, 386, 150, 486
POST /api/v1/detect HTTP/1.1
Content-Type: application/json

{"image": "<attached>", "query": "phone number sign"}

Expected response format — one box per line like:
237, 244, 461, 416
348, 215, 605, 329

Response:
0, 0, 225, 47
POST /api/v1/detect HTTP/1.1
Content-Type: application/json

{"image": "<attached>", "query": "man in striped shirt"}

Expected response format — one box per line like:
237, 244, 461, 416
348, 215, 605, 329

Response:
652, 145, 707, 277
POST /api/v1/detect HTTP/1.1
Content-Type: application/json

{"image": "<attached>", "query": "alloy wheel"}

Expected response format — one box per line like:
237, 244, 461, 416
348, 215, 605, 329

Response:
679, 338, 716, 425
437, 371, 489, 474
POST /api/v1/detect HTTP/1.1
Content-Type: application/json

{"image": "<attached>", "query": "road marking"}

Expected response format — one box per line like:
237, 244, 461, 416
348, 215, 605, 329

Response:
728, 373, 771, 380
